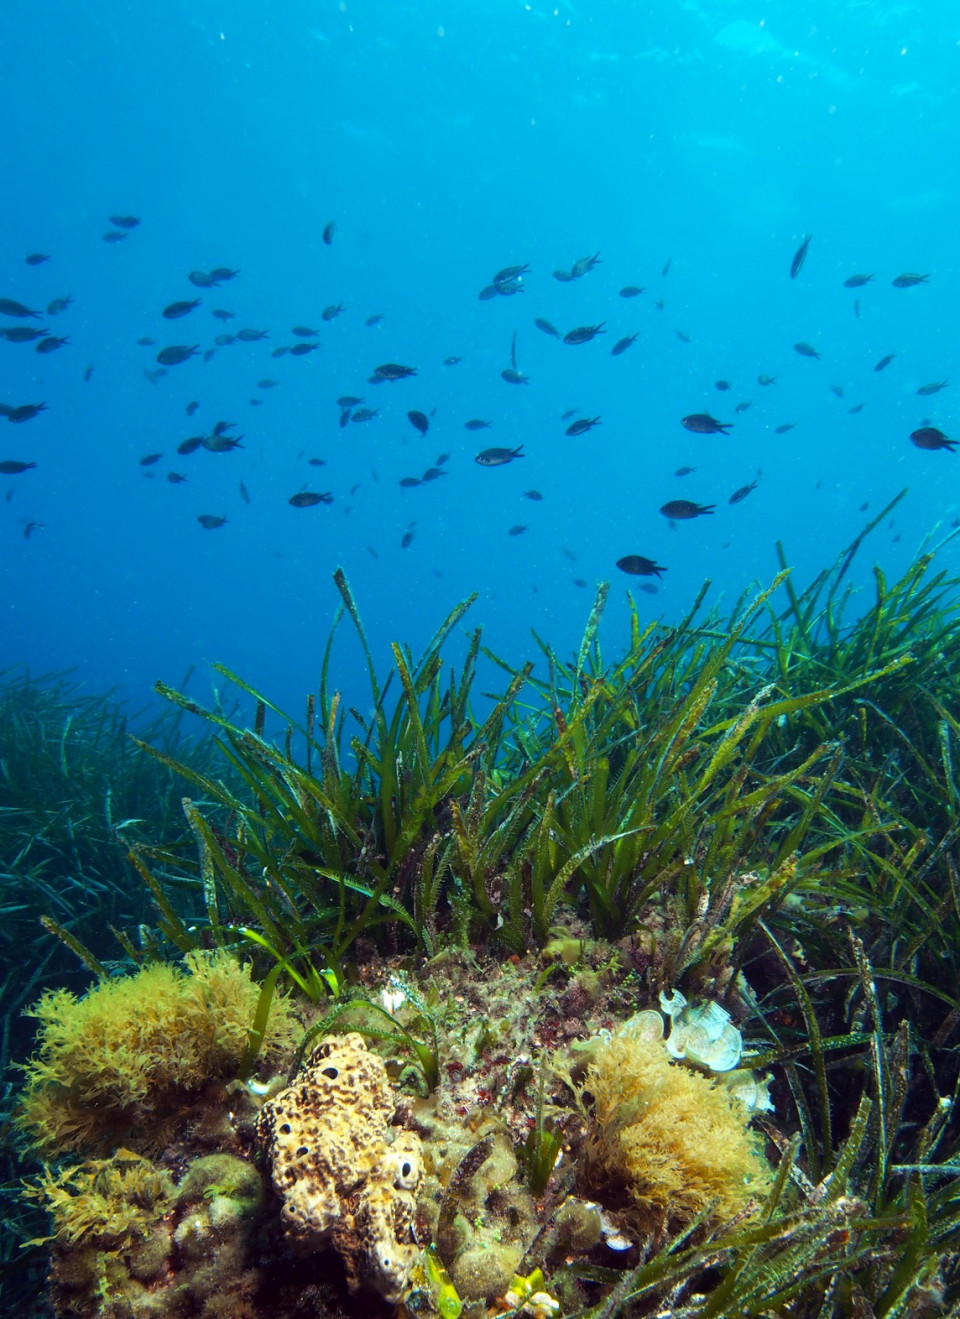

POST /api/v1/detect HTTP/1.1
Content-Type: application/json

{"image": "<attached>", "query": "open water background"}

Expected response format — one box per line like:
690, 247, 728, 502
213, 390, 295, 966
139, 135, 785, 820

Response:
2, 1, 958, 717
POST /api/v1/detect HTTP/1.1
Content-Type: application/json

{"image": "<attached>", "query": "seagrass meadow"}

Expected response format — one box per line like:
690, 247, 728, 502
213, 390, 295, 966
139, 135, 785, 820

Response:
5, 515, 960, 1319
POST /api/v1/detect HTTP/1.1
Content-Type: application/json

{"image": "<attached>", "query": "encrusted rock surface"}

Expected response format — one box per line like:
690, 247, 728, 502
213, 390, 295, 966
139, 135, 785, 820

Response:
256, 1032, 423, 1303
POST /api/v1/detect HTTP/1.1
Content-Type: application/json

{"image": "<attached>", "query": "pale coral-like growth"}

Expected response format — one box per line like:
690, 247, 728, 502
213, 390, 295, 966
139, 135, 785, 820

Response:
17, 950, 299, 1157
582, 1028, 774, 1231
257, 1032, 423, 1303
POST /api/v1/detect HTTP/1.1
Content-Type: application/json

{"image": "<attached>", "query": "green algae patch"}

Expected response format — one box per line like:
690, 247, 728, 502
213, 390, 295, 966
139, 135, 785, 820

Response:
17, 949, 299, 1157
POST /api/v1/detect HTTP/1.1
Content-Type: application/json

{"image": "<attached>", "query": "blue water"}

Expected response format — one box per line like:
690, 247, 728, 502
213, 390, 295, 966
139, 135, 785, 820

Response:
3, 0, 957, 719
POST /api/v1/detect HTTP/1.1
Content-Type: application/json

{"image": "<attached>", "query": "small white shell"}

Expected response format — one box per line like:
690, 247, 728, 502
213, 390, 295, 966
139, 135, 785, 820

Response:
662, 995, 743, 1072
617, 1009, 665, 1044
719, 1069, 775, 1112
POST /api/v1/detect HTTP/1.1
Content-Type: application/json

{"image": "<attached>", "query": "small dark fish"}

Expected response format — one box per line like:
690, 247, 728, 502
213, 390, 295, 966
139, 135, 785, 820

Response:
848, 403, 865, 414
323, 221, 336, 245
308, 458, 327, 466
758, 374, 777, 386
188, 270, 215, 288
102, 230, 127, 243
494, 263, 530, 286
729, 478, 759, 504
25, 253, 50, 266
443, 355, 461, 365
523, 489, 543, 501
733, 401, 751, 414
553, 269, 574, 282
875, 353, 896, 372
534, 317, 561, 338
674, 466, 695, 476
292, 326, 319, 338
47, 295, 72, 315
23, 521, 43, 537
365, 314, 384, 327
675, 329, 691, 343
352, 408, 379, 422
235, 328, 268, 341
239, 480, 250, 504
910, 427, 956, 452
844, 274, 873, 288
374, 363, 417, 381
892, 273, 929, 288
338, 395, 364, 407
401, 528, 416, 549
563, 323, 605, 345
611, 334, 638, 357
0, 299, 41, 319
478, 285, 500, 301
399, 476, 422, 488
715, 380, 731, 391
289, 491, 333, 506
573, 578, 587, 588
682, 413, 731, 435
566, 416, 601, 437
83, 364, 94, 382
571, 252, 601, 278
137, 336, 158, 346
794, 342, 821, 359
202, 433, 243, 451
560, 409, 577, 420
859, 501, 869, 512
212, 420, 236, 435
209, 268, 239, 283
662, 258, 671, 276
562, 547, 577, 561
163, 299, 201, 320
289, 343, 317, 356
257, 379, 278, 390
917, 381, 948, 395
853, 300, 861, 318
507, 524, 528, 536
1, 326, 48, 342
421, 467, 447, 482
465, 419, 491, 431
436, 453, 450, 466
501, 369, 529, 384
139, 452, 163, 466
167, 472, 188, 484
36, 336, 68, 353
639, 583, 659, 595
830, 384, 844, 398
774, 423, 796, 434
616, 555, 665, 577
0, 460, 36, 474
109, 215, 140, 228
197, 514, 226, 529
619, 286, 645, 298
185, 400, 199, 416
212, 309, 235, 322
407, 410, 429, 435
157, 345, 198, 365
476, 445, 524, 466
661, 500, 715, 519
322, 303, 344, 321
789, 234, 812, 279
7, 403, 47, 423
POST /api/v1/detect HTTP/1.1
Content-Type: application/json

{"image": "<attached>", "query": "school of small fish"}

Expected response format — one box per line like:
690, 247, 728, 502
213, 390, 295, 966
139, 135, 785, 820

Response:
0, 225, 950, 580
